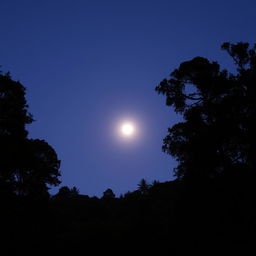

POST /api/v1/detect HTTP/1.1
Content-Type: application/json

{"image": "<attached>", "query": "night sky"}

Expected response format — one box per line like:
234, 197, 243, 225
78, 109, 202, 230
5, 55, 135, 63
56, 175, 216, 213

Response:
1, 0, 256, 197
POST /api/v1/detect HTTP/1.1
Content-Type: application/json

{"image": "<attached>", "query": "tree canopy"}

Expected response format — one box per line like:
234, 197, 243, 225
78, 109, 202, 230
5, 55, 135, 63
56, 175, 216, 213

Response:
102, 188, 115, 199
0, 72, 61, 198
137, 178, 150, 195
0, 72, 33, 138
156, 42, 256, 181
55, 186, 80, 199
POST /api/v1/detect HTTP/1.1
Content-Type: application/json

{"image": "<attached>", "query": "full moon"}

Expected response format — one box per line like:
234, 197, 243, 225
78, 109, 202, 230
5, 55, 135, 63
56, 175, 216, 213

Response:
121, 123, 134, 136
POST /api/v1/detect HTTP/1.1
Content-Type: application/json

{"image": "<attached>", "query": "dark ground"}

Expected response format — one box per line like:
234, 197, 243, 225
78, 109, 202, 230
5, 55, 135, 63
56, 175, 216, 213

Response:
1, 177, 255, 255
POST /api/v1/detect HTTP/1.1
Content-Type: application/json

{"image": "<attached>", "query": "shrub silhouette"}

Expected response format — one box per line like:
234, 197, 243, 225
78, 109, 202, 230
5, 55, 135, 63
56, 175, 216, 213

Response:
102, 188, 115, 199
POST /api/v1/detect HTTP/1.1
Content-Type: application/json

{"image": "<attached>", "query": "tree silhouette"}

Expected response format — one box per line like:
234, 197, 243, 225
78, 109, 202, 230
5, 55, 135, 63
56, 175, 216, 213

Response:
156, 42, 256, 181
58, 186, 70, 197
102, 188, 115, 199
0, 72, 33, 138
15, 139, 60, 197
151, 180, 160, 187
70, 186, 79, 197
137, 178, 149, 195
0, 71, 61, 198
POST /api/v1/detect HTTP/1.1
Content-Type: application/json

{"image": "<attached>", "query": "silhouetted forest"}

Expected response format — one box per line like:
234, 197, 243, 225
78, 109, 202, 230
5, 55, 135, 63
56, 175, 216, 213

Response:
1, 42, 256, 255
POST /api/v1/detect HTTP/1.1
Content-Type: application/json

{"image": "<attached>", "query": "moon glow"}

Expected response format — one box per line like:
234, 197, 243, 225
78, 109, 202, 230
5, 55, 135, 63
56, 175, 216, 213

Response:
121, 123, 135, 136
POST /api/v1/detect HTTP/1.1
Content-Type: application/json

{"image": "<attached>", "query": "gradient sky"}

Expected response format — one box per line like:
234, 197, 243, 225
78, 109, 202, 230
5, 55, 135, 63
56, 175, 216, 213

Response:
1, 0, 256, 197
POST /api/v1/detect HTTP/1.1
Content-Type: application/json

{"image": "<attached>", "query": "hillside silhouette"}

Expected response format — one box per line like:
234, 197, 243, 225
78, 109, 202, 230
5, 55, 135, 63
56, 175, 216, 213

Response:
1, 42, 256, 255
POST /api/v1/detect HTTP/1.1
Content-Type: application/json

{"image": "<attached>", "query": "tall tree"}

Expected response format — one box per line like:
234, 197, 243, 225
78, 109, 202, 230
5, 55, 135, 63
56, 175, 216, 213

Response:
156, 42, 256, 181
0, 72, 61, 198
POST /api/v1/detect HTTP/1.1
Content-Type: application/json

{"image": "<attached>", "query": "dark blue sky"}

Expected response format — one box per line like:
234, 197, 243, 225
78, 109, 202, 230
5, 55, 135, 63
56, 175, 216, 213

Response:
1, 0, 256, 197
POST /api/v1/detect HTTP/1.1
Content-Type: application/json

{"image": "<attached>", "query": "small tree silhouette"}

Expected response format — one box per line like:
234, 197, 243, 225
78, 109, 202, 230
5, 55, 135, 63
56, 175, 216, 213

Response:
55, 186, 79, 199
137, 178, 149, 195
102, 188, 115, 199
151, 180, 160, 187
70, 186, 79, 197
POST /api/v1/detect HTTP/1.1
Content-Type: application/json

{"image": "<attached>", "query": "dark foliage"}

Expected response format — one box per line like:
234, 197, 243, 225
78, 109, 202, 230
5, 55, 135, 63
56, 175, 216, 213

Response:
54, 186, 80, 199
0, 72, 33, 138
156, 42, 256, 182
137, 178, 150, 195
102, 188, 115, 199
0, 72, 61, 199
